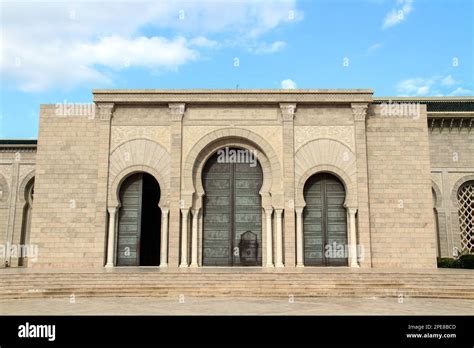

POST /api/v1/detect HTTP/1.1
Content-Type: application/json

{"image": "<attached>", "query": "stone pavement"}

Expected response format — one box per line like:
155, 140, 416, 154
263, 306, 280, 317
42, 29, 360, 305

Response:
1, 296, 473, 315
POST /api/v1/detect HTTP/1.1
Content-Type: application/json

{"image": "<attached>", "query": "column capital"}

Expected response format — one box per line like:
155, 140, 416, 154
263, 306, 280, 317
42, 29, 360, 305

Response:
180, 207, 190, 215
191, 208, 200, 216
169, 103, 186, 121
96, 103, 115, 121
107, 205, 120, 213
275, 209, 284, 217
264, 207, 274, 215
295, 207, 304, 214
279, 103, 297, 121
351, 103, 368, 122
348, 207, 358, 215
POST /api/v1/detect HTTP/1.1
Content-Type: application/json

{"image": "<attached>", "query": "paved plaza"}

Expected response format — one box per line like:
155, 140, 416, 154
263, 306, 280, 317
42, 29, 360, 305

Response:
1, 296, 473, 315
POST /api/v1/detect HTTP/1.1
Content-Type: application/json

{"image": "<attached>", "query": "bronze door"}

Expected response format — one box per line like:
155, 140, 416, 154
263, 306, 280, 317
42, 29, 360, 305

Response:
303, 173, 347, 266
202, 150, 263, 266
117, 173, 143, 266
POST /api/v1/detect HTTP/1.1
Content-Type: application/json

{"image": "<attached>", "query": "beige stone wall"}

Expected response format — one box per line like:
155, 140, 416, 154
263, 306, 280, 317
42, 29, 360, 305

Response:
366, 105, 437, 268
29, 105, 104, 268
429, 124, 474, 257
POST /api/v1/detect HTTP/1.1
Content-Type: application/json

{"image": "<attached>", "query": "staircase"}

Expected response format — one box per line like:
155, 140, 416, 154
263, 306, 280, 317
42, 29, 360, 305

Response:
1, 268, 473, 300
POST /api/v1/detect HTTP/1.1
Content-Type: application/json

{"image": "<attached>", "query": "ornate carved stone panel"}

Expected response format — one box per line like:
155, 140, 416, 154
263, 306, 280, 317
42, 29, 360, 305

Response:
295, 126, 355, 151
111, 126, 171, 152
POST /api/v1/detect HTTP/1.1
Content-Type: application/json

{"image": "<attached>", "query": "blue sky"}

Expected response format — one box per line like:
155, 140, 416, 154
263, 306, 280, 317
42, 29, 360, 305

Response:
0, 0, 472, 139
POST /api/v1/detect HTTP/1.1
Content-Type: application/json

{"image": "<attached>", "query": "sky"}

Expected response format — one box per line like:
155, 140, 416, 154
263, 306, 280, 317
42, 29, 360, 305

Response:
0, 0, 473, 139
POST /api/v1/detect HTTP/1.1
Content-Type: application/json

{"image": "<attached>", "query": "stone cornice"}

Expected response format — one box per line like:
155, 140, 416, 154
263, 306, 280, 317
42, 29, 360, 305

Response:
93, 89, 373, 104
0, 145, 37, 153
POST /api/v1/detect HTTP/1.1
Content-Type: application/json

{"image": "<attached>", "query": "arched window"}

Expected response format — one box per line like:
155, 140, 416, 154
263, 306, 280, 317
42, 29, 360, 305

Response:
457, 181, 474, 253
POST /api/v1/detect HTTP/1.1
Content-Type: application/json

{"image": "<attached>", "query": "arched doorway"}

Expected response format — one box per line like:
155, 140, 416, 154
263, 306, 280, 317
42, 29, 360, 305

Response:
116, 173, 161, 266
18, 177, 34, 267
202, 147, 263, 266
457, 181, 474, 253
303, 172, 347, 266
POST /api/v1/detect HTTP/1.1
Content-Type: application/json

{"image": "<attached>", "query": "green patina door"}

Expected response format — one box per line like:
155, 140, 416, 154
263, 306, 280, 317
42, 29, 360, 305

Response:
303, 173, 347, 266
117, 173, 143, 266
202, 149, 263, 266
116, 173, 161, 266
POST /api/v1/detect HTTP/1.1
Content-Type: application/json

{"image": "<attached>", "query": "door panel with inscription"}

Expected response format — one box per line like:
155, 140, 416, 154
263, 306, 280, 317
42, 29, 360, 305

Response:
303, 173, 347, 266
202, 149, 263, 266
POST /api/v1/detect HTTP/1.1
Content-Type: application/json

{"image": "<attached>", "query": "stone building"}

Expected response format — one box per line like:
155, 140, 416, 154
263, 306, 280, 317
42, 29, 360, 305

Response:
1, 90, 473, 270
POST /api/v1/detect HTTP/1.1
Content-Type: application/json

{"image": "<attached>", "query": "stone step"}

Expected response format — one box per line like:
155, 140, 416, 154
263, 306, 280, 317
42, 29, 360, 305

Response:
2, 270, 473, 300
4, 275, 473, 282
1, 289, 472, 300
1, 280, 470, 287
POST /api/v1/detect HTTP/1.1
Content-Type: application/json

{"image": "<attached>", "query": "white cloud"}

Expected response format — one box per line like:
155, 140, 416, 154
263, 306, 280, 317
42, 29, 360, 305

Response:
396, 74, 471, 96
367, 42, 382, 55
281, 79, 297, 89
441, 75, 456, 87
396, 77, 432, 96
449, 87, 472, 96
1, 0, 301, 91
77, 36, 198, 70
190, 36, 219, 48
382, 0, 414, 29
251, 41, 287, 55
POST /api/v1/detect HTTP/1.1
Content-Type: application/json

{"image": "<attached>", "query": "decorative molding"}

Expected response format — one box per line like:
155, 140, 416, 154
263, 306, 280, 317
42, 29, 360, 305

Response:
111, 126, 171, 152
295, 126, 354, 151
19, 164, 35, 182
182, 126, 282, 168
108, 139, 171, 207
351, 103, 368, 122
169, 103, 186, 121
0, 146, 36, 153
0, 165, 12, 186
295, 138, 357, 207
279, 103, 297, 121
96, 103, 115, 121
94, 90, 374, 104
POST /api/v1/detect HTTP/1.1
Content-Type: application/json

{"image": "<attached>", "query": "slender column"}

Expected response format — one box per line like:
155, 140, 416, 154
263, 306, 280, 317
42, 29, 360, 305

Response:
280, 103, 297, 267
160, 208, 169, 267
180, 208, 189, 267
168, 103, 185, 267
105, 207, 117, 268
5, 161, 19, 266
348, 207, 359, 268
190, 208, 200, 267
275, 209, 284, 267
351, 103, 371, 267
295, 208, 304, 267
265, 208, 274, 267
